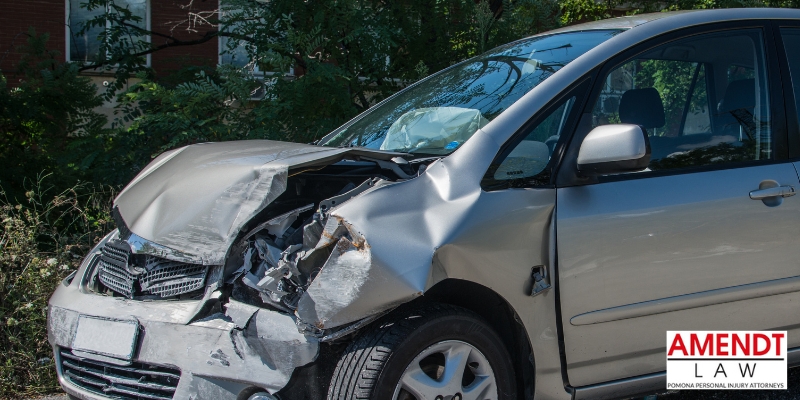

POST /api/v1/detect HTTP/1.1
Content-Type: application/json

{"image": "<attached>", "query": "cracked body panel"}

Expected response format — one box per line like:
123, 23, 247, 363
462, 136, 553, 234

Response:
49, 297, 317, 398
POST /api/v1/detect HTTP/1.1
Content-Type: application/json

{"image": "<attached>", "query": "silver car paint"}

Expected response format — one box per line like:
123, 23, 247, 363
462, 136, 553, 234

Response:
576, 124, 648, 165
114, 140, 402, 265
47, 8, 800, 400
558, 164, 800, 386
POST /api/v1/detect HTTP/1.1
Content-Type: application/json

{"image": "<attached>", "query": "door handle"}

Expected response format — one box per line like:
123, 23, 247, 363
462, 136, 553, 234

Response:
749, 185, 795, 200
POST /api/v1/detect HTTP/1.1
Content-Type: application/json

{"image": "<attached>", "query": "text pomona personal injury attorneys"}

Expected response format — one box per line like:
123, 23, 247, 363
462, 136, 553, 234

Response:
666, 331, 787, 390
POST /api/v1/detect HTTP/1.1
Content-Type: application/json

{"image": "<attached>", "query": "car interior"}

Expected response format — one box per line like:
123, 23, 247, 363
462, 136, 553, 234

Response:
594, 31, 771, 169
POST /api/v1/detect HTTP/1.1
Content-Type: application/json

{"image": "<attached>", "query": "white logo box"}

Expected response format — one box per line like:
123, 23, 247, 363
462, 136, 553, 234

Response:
666, 331, 787, 390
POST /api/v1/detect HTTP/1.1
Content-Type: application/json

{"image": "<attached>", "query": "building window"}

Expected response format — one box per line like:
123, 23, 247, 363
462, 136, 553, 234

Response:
66, 0, 149, 64
219, 33, 258, 72
218, 3, 292, 77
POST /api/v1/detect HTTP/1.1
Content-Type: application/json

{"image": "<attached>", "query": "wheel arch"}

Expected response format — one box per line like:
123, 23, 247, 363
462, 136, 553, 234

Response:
411, 278, 536, 399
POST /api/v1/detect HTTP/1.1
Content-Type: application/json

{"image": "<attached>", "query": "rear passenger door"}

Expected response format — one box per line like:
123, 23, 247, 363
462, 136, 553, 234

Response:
555, 23, 800, 387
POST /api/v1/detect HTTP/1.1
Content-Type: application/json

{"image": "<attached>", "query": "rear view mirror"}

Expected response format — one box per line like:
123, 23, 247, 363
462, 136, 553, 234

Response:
577, 124, 650, 176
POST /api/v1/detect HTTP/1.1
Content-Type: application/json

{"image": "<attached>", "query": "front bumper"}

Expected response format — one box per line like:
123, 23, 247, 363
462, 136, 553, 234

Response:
48, 280, 319, 400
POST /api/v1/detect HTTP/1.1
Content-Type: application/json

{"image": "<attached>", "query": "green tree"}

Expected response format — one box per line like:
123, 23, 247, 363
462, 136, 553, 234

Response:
69, 0, 562, 148
0, 30, 109, 199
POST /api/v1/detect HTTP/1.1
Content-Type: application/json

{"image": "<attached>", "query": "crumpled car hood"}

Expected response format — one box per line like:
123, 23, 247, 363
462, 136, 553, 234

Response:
113, 140, 396, 265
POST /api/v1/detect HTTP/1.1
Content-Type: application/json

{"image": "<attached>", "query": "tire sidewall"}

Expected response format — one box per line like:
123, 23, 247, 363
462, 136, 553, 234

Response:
371, 313, 516, 400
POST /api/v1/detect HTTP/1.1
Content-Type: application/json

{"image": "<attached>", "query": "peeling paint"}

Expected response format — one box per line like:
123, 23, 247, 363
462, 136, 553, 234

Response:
297, 235, 372, 329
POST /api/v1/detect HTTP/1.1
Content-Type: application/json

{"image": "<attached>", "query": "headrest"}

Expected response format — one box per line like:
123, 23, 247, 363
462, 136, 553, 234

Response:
719, 79, 755, 113
619, 87, 665, 129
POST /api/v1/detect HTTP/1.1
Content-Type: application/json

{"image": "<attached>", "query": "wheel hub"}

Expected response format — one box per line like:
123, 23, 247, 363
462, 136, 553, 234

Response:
392, 340, 497, 400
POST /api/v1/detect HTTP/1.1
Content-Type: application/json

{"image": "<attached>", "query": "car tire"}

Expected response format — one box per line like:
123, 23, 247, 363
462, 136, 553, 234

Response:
327, 303, 517, 400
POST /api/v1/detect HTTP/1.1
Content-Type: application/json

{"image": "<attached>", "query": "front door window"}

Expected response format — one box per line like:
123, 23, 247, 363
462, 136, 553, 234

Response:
590, 29, 771, 171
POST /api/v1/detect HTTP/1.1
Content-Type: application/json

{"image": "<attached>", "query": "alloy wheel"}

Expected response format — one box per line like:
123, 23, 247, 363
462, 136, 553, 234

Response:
392, 340, 497, 400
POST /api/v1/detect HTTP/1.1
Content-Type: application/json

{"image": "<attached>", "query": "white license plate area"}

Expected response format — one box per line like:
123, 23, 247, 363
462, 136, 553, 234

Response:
72, 316, 139, 360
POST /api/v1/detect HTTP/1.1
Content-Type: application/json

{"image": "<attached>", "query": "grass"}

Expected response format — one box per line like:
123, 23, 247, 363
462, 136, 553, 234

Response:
0, 175, 114, 399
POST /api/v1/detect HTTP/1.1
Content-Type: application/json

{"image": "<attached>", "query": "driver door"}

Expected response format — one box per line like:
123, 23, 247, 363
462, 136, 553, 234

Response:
556, 24, 800, 386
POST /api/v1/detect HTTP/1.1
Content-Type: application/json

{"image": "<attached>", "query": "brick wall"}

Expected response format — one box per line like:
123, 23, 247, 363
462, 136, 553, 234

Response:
0, 0, 66, 78
0, 0, 219, 80
150, 0, 219, 77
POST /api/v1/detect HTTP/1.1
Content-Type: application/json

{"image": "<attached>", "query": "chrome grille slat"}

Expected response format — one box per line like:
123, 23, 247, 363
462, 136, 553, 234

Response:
62, 360, 176, 392
98, 241, 136, 298
97, 240, 207, 298
60, 352, 180, 380
103, 385, 173, 400
98, 259, 135, 298
60, 348, 179, 400
138, 258, 207, 297
63, 370, 173, 400
145, 276, 207, 297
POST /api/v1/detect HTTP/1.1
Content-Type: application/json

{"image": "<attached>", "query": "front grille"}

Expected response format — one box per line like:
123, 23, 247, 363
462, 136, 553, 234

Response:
97, 240, 207, 299
59, 348, 180, 400
139, 258, 207, 297
98, 241, 136, 298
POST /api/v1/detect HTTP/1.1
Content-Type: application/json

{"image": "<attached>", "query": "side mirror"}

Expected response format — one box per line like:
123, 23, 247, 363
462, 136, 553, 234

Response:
577, 124, 650, 176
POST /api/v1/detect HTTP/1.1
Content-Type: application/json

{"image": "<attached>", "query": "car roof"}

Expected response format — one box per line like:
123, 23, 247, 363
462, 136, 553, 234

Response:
476, 7, 800, 147
546, 11, 691, 34
545, 8, 800, 36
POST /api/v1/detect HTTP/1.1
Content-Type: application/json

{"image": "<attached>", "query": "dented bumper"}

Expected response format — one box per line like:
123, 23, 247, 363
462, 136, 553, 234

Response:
46, 130, 565, 399
48, 282, 318, 399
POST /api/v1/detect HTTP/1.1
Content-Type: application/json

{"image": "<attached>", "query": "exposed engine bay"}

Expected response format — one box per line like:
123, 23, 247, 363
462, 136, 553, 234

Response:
85, 154, 431, 334
225, 159, 417, 332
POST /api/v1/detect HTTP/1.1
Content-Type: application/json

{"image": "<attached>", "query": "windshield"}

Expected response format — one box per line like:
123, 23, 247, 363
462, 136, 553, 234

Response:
320, 30, 621, 155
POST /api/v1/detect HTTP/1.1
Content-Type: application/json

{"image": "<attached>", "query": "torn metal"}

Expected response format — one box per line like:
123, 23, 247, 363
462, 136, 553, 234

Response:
113, 140, 403, 266
48, 298, 318, 396
231, 183, 380, 332
50, 130, 555, 396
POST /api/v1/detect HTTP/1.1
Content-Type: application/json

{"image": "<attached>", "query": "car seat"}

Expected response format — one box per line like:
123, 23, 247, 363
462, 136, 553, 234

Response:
618, 87, 672, 160
716, 78, 756, 141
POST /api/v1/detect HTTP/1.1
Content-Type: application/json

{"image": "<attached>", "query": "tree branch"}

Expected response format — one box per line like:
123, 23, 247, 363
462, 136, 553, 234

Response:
77, 30, 220, 71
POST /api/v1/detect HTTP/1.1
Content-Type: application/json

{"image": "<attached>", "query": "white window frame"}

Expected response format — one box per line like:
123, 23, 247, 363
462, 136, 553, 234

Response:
217, 36, 295, 78
65, 0, 151, 67
217, 2, 293, 79
218, 34, 263, 77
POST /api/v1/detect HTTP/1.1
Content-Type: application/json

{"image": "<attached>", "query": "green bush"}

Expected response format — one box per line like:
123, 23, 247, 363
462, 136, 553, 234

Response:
0, 176, 113, 398
0, 30, 112, 200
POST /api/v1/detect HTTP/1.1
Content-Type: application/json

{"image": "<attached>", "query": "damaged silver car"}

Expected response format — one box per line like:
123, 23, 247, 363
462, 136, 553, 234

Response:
49, 8, 800, 400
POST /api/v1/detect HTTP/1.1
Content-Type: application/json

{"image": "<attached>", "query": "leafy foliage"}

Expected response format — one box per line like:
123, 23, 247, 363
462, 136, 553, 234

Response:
0, 30, 109, 199
73, 0, 565, 145
116, 67, 261, 158
560, 0, 800, 23
0, 176, 113, 398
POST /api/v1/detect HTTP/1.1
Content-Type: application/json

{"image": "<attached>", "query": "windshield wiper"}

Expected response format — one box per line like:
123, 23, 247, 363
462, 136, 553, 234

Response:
406, 147, 452, 155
